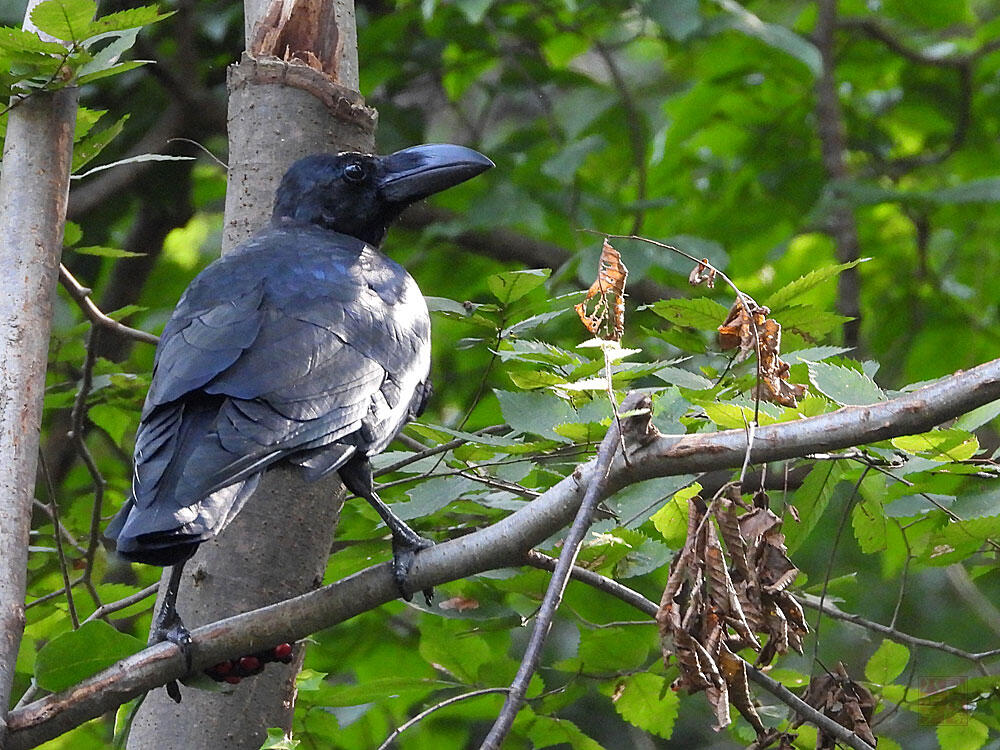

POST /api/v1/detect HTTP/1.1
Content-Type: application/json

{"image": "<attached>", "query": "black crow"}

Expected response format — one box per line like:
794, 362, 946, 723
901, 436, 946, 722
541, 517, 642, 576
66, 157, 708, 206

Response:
106, 143, 493, 665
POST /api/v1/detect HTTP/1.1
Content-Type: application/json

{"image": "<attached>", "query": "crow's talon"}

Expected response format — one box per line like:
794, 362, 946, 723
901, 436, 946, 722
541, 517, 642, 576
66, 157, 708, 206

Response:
391, 535, 435, 602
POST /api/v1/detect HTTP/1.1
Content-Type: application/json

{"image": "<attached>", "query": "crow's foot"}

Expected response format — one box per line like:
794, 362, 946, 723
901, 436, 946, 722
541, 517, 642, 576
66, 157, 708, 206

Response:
392, 533, 435, 605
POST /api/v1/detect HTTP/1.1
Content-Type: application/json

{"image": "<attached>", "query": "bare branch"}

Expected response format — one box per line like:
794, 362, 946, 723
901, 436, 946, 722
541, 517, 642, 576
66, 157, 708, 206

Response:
58, 265, 160, 345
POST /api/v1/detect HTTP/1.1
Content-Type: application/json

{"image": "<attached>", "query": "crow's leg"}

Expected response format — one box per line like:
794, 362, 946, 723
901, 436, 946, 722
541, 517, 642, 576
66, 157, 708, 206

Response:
339, 454, 434, 602
151, 555, 194, 702
364, 489, 435, 603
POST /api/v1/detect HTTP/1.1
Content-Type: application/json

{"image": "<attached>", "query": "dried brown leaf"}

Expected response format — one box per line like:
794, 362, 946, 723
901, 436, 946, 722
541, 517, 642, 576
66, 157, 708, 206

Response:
575, 238, 628, 341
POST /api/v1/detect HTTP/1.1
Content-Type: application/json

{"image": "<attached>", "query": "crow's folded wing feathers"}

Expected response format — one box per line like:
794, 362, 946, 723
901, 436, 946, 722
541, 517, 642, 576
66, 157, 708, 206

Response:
122, 227, 430, 545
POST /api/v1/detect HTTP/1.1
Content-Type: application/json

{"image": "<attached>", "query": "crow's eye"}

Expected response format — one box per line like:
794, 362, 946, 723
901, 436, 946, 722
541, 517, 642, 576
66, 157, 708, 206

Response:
344, 162, 366, 183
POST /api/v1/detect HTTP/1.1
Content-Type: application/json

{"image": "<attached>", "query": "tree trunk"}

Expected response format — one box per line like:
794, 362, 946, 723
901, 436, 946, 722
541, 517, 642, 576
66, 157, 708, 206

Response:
126, 1, 376, 747
0, 3, 78, 743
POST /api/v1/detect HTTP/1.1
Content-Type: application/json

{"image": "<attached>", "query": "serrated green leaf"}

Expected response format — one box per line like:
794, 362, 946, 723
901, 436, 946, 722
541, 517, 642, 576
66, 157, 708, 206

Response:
35, 619, 144, 692
767, 259, 867, 312
703, 402, 779, 428
645, 297, 730, 330
654, 366, 714, 390
295, 668, 328, 692
487, 268, 550, 304
522, 712, 604, 750
954, 399, 1000, 432
495, 389, 575, 442
31, 0, 97, 43
62, 220, 82, 247
808, 361, 885, 406
851, 494, 886, 554
71, 113, 127, 173
774, 304, 854, 338
0, 26, 68, 55
611, 672, 678, 740
937, 717, 989, 750
83, 5, 170, 39
892, 429, 979, 462
865, 639, 909, 685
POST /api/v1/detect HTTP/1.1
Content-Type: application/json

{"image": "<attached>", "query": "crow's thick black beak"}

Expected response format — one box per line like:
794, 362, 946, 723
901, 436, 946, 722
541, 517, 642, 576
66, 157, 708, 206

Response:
378, 144, 493, 205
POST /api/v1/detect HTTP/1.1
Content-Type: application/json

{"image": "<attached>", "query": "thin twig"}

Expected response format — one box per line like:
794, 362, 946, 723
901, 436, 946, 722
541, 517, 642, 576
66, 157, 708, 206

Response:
36, 452, 77, 629
30, 499, 85, 555
375, 425, 511, 477
481, 393, 640, 749
58, 265, 160, 345
69, 330, 107, 608
377, 688, 509, 750
798, 592, 1000, 667
82, 583, 159, 626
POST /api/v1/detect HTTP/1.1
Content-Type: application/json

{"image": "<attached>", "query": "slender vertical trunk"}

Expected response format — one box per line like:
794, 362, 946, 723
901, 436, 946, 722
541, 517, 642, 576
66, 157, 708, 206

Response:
0, 4, 78, 742
127, 1, 376, 746
814, 0, 863, 348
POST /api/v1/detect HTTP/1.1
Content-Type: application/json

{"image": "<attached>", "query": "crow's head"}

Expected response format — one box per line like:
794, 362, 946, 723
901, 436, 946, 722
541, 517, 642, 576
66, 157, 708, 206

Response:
272, 144, 494, 246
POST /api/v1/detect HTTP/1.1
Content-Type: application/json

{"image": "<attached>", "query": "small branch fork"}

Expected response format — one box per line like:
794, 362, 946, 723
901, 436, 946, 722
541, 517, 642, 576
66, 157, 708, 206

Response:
58, 264, 160, 345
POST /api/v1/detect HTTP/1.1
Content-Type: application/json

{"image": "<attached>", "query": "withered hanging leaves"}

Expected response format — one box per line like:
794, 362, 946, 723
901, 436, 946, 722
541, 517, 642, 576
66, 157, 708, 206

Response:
689, 258, 717, 288
717, 297, 807, 407
575, 238, 628, 342
795, 662, 877, 750
656, 492, 808, 737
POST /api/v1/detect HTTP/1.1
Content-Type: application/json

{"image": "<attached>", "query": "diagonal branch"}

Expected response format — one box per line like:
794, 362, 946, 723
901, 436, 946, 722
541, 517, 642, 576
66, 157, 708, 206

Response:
7, 356, 1000, 747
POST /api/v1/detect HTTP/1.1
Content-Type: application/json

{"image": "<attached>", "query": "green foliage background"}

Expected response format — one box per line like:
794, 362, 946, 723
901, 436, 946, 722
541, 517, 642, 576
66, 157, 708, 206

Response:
4, 0, 1000, 747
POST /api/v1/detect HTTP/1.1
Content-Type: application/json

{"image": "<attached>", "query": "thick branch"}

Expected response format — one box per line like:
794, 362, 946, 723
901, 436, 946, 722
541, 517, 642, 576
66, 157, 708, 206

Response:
7, 356, 1000, 747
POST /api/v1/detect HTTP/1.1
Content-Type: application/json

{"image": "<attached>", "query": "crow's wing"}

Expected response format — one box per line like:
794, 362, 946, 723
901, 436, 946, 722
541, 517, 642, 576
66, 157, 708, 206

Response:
113, 226, 430, 557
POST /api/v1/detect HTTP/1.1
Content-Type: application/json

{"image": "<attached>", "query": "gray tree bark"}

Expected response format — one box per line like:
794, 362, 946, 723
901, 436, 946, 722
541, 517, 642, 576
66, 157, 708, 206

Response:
0, 3, 78, 744
126, 1, 376, 747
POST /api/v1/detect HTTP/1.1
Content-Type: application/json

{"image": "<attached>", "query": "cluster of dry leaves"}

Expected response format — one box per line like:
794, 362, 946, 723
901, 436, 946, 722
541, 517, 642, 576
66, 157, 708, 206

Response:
716, 298, 807, 408
656, 489, 808, 737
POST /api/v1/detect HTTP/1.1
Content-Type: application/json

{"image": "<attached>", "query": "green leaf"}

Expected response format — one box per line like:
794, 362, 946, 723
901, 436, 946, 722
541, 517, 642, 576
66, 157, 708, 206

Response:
808, 361, 885, 406
937, 717, 989, 750
645, 297, 730, 330
495, 389, 575, 442
703, 402, 779, 429
87, 403, 133, 446
892, 429, 979, 462
851, 494, 886, 554
71, 113, 128, 173
767, 259, 867, 312
522, 712, 604, 750
611, 672, 678, 740
83, 5, 169, 39
261, 728, 300, 749
63, 220, 82, 247
865, 639, 909, 685
487, 268, 550, 304
35, 619, 144, 692
651, 483, 700, 548
72, 245, 144, 258
654, 366, 714, 390
712, 0, 821, 77
31, 0, 97, 43
75, 57, 145, 85
0, 26, 68, 55
784, 462, 845, 554
954, 399, 1000, 432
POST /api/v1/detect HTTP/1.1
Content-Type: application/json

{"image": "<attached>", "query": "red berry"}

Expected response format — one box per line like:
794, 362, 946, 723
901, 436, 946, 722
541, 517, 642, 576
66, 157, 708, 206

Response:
212, 661, 233, 676
239, 655, 262, 673
225, 675, 241, 684
274, 643, 293, 659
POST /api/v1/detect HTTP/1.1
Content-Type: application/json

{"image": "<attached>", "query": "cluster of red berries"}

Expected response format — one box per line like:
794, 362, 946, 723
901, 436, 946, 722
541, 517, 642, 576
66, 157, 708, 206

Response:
204, 642, 294, 684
